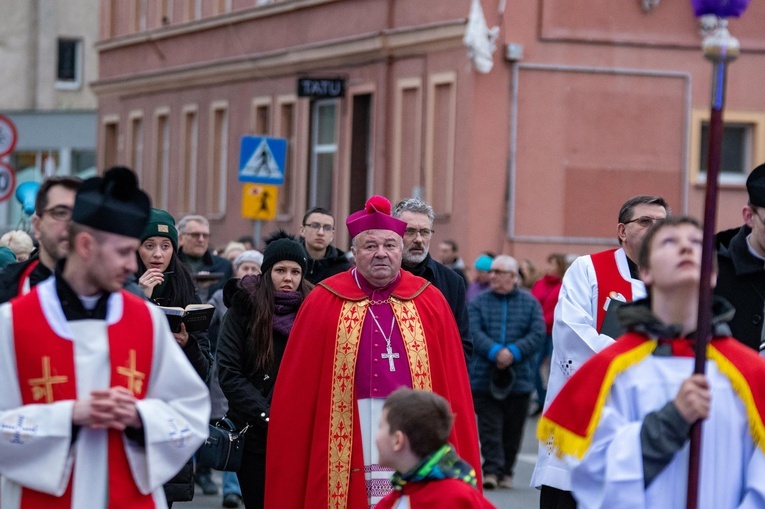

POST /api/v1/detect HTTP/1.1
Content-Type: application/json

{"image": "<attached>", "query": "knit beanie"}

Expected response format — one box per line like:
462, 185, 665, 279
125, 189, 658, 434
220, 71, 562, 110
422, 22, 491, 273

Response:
261, 230, 307, 274
140, 208, 178, 250
474, 254, 493, 272
234, 249, 264, 272
0, 246, 16, 269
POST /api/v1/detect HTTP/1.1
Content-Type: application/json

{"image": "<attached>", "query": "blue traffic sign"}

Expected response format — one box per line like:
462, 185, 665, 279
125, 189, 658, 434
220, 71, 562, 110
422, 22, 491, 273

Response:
238, 136, 287, 185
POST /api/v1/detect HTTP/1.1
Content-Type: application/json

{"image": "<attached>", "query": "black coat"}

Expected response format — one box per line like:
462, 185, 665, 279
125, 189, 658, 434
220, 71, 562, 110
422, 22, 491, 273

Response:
178, 248, 234, 301
402, 254, 472, 361
715, 226, 765, 351
216, 286, 289, 453
299, 240, 353, 284
0, 256, 51, 304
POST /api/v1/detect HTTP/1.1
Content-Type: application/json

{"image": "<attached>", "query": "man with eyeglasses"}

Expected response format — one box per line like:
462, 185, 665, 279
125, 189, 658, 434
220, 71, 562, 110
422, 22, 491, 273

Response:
265, 196, 480, 509
392, 197, 472, 361
0, 176, 81, 303
532, 194, 668, 509
0, 167, 210, 508
715, 163, 765, 352
298, 206, 352, 284
177, 215, 233, 302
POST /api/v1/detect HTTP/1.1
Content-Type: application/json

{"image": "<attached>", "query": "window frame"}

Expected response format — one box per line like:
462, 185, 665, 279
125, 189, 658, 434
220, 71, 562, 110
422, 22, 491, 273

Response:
55, 38, 83, 90
690, 108, 765, 186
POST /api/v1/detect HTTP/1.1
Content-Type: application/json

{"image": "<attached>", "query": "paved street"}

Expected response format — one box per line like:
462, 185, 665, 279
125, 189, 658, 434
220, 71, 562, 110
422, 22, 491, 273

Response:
184, 415, 542, 509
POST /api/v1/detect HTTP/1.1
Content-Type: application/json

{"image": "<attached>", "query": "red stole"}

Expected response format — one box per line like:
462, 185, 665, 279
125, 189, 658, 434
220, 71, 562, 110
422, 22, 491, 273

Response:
17, 259, 39, 296
11, 288, 156, 509
591, 249, 633, 332
538, 333, 765, 460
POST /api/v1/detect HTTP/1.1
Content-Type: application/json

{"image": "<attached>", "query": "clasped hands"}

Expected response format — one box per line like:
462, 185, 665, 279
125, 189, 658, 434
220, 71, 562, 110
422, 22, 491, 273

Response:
72, 386, 142, 431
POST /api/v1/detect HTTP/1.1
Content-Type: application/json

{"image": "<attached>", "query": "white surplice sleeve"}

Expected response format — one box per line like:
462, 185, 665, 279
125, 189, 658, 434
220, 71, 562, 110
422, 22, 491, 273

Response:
126, 303, 210, 494
0, 303, 74, 496
568, 404, 647, 509
569, 360, 765, 509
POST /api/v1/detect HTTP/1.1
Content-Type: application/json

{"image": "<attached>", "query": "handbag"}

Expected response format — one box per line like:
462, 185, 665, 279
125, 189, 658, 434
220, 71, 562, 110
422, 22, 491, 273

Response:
198, 417, 249, 472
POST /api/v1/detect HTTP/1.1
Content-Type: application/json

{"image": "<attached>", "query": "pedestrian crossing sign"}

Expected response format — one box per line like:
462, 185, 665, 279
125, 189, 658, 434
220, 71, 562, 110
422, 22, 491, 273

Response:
241, 184, 279, 220
239, 136, 287, 185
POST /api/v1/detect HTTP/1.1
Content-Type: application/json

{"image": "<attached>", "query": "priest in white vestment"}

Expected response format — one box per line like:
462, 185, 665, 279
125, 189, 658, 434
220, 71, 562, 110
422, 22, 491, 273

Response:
0, 167, 210, 509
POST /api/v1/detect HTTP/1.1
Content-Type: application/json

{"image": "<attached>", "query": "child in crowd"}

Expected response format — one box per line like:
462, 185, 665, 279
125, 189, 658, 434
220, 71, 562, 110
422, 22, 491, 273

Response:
376, 388, 496, 509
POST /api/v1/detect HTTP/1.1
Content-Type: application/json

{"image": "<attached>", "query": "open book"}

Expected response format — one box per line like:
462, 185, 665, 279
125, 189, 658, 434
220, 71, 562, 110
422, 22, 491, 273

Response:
158, 304, 215, 333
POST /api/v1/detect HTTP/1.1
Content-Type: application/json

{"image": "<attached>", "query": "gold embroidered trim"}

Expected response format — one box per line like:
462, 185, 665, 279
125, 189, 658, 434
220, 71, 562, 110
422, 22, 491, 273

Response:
326, 297, 433, 506
328, 300, 365, 508
391, 298, 432, 391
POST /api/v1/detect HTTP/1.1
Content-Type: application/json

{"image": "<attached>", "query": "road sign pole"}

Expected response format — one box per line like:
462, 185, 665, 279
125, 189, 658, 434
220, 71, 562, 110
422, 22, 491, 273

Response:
253, 220, 262, 251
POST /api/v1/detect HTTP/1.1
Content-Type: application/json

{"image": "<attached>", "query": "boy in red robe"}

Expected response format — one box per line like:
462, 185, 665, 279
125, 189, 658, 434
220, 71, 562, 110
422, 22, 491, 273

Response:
376, 388, 495, 509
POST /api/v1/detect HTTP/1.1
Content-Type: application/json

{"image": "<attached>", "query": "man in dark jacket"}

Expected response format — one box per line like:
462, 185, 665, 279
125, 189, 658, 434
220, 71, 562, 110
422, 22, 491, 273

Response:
715, 163, 765, 351
177, 214, 233, 302
392, 198, 472, 362
0, 176, 81, 304
298, 207, 352, 284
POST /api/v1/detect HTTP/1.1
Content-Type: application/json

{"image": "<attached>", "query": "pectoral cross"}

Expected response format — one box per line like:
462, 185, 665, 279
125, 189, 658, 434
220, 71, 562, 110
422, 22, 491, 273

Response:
381, 345, 400, 372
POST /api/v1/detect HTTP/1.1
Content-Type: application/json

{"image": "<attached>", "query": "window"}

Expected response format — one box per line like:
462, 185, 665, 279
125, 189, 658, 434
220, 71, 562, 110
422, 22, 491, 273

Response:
152, 111, 170, 208
690, 109, 765, 185
179, 107, 198, 213
56, 38, 82, 89
102, 118, 119, 169
252, 98, 271, 135
308, 100, 337, 209
129, 113, 144, 179
276, 97, 296, 217
208, 103, 228, 216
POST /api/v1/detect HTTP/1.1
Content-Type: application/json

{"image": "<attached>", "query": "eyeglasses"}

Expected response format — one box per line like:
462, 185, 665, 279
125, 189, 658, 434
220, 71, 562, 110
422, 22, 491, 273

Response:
183, 232, 210, 240
403, 228, 434, 239
622, 216, 661, 228
489, 269, 517, 276
304, 223, 334, 232
41, 205, 73, 222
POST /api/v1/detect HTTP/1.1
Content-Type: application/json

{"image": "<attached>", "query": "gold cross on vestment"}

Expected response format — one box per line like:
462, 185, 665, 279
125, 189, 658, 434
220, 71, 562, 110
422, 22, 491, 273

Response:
28, 356, 69, 403
116, 350, 145, 396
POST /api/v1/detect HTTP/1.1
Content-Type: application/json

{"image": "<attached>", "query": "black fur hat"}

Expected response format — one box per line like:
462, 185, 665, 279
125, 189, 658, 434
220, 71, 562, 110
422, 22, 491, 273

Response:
261, 230, 307, 275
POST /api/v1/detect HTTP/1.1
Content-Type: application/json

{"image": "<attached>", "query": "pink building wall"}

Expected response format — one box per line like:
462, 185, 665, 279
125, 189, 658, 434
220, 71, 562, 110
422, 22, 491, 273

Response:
95, 0, 765, 270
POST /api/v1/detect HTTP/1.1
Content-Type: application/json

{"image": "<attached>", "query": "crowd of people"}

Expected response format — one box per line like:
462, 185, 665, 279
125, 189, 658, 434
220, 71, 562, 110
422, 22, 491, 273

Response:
2, 162, 765, 509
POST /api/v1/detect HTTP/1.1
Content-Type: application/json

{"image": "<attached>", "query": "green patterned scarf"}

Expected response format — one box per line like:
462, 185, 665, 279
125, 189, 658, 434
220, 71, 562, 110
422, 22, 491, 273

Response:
390, 444, 477, 490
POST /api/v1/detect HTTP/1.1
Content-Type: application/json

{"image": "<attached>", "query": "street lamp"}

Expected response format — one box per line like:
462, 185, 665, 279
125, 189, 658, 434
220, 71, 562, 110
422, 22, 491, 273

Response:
687, 2, 750, 509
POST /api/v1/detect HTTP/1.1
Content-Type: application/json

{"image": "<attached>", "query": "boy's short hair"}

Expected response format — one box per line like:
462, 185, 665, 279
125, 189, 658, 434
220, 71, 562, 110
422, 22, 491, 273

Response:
637, 215, 702, 269
383, 388, 453, 458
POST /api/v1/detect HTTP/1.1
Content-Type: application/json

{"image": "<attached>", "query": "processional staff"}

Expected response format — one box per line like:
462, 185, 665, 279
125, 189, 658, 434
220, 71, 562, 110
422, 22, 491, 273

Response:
686, 1, 751, 508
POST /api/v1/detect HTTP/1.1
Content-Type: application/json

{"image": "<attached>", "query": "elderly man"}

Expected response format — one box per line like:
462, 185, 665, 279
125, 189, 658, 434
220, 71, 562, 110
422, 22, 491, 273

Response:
532, 195, 668, 509
177, 215, 233, 301
0, 167, 210, 508
0, 176, 81, 303
469, 255, 545, 490
298, 206, 352, 284
392, 197, 472, 361
715, 163, 765, 351
265, 196, 481, 509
